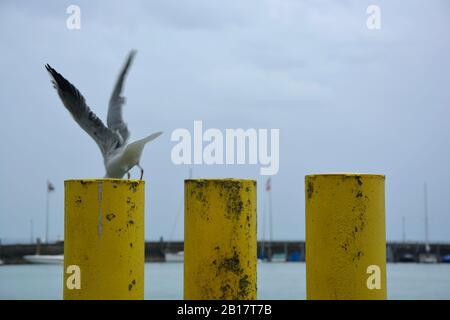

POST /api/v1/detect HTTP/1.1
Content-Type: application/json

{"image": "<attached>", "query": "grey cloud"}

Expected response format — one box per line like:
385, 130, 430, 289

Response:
0, 0, 449, 243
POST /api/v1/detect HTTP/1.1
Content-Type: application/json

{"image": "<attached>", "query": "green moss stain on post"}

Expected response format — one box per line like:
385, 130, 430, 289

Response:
184, 179, 257, 300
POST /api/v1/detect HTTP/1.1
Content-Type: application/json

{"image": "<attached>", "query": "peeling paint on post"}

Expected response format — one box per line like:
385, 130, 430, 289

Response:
184, 179, 257, 300
305, 174, 387, 300
64, 179, 144, 300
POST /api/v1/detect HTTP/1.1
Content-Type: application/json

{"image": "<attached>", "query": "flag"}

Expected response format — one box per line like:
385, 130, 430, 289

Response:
265, 178, 271, 192
47, 180, 55, 192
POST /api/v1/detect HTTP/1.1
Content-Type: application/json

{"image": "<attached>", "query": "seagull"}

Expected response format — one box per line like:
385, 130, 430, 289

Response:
45, 50, 162, 180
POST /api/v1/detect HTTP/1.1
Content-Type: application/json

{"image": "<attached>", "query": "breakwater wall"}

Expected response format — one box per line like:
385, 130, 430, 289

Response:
1, 240, 449, 264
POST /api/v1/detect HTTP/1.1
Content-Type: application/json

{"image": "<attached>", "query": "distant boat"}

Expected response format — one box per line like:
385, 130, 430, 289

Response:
442, 254, 450, 263
164, 251, 184, 263
418, 253, 438, 264
271, 252, 286, 263
23, 254, 63, 265
287, 251, 303, 262
399, 253, 415, 263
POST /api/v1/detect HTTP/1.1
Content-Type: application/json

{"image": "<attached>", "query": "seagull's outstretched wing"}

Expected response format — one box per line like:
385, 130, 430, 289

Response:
45, 64, 120, 158
107, 50, 137, 144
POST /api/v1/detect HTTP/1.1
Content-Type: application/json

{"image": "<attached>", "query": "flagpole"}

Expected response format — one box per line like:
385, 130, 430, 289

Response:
261, 193, 266, 260
45, 182, 49, 244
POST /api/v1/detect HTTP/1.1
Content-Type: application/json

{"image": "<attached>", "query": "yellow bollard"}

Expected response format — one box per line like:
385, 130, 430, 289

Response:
305, 174, 386, 300
184, 179, 257, 300
64, 179, 145, 300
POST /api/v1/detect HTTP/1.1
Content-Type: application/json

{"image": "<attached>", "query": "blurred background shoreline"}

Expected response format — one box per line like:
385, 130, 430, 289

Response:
1, 239, 450, 265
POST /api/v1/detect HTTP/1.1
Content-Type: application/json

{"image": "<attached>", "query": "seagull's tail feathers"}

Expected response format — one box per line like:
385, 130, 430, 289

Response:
140, 131, 163, 145
122, 131, 163, 164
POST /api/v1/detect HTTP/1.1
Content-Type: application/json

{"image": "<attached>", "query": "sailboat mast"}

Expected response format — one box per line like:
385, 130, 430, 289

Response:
424, 182, 429, 251
268, 180, 273, 261
30, 219, 34, 244
260, 195, 266, 259
402, 216, 406, 243
166, 168, 193, 253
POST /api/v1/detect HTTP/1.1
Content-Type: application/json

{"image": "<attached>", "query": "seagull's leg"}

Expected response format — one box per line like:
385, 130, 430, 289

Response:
137, 164, 144, 180
127, 172, 131, 180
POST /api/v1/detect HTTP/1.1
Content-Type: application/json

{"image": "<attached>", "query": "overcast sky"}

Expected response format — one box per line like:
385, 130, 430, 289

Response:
0, 0, 449, 243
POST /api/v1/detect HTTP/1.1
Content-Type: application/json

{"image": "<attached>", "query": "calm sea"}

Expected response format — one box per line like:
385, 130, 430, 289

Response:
0, 263, 449, 299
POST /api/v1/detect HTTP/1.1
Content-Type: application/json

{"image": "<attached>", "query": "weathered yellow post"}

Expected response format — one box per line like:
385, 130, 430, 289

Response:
305, 173, 386, 300
184, 179, 257, 300
64, 179, 145, 300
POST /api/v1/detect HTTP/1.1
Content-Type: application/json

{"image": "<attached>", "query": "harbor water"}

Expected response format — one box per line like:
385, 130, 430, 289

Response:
1, 262, 450, 299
